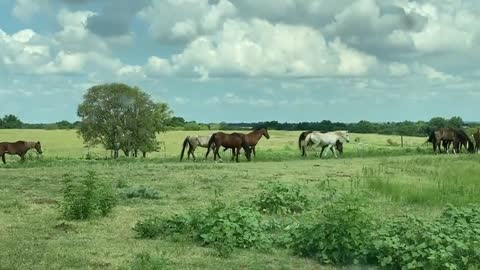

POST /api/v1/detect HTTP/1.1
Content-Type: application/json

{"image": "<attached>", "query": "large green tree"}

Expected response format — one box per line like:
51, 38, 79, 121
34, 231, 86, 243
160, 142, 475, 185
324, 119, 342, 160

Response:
77, 83, 171, 158
0, 114, 23, 129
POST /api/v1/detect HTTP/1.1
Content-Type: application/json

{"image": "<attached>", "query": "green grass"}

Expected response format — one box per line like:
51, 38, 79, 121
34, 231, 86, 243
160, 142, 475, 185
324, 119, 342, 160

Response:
0, 129, 479, 269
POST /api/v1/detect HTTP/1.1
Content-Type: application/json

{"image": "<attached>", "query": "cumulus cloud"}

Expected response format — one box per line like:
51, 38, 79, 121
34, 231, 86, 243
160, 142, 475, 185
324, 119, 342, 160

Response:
12, 0, 50, 21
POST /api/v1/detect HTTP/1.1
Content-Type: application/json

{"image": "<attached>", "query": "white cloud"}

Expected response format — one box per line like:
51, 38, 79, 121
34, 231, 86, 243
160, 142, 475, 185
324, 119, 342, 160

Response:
389, 62, 410, 76
142, 19, 377, 79
140, 0, 236, 42
12, 0, 50, 21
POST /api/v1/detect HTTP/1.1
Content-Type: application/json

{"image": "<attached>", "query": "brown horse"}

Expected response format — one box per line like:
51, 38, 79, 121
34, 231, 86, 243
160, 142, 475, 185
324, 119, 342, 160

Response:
206, 132, 251, 162
223, 127, 270, 158
0, 141, 43, 164
427, 128, 474, 154
473, 129, 480, 153
298, 131, 343, 157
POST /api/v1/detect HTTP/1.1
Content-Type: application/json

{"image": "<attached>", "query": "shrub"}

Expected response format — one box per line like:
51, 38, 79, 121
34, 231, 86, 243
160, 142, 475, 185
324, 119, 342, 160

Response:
61, 171, 117, 220
370, 205, 480, 269
133, 202, 272, 256
254, 182, 309, 214
120, 186, 160, 200
290, 194, 375, 265
126, 252, 169, 270
194, 202, 272, 256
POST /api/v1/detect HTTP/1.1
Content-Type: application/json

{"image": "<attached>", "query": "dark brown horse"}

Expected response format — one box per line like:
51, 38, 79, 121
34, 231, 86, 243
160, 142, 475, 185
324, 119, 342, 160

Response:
474, 129, 480, 153
298, 131, 343, 157
223, 127, 270, 158
0, 141, 43, 164
427, 128, 474, 154
206, 132, 251, 162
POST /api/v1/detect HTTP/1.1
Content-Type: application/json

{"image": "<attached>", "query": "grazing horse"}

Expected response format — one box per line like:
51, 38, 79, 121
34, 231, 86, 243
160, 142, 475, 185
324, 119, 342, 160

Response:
302, 131, 350, 158
427, 128, 474, 154
205, 132, 252, 162
453, 129, 475, 154
474, 129, 480, 153
180, 135, 214, 161
298, 131, 343, 157
223, 127, 270, 158
0, 141, 43, 164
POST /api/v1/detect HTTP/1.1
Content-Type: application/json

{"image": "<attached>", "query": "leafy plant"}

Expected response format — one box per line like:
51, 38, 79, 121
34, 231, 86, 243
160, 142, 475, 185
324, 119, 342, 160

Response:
370, 205, 480, 269
290, 194, 375, 265
254, 182, 309, 214
61, 171, 117, 220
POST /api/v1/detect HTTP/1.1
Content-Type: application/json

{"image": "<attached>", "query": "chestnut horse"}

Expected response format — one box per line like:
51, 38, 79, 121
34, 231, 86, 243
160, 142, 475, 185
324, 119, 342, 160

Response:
223, 127, 270, 158
474, 129, 480, 153
0, 141, 43, 164
206, 132, 251, 162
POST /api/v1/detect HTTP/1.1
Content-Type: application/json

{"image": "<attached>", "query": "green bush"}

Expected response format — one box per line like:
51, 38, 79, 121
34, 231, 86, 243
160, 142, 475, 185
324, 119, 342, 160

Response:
125, 252, 169, 270
134, 202, 272, 256
290, 194, 375, 265
120, 186, 160, 200
254, 182, 309, 214
370, 205, 480, 269
194, 202, 272, 256
61, 171, 117, 220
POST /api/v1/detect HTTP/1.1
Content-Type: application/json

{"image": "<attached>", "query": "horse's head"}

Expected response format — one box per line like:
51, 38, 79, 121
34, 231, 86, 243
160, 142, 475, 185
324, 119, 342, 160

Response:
339, 131, 350, 143
34, 141, 43, 154
262, 128, 270, 139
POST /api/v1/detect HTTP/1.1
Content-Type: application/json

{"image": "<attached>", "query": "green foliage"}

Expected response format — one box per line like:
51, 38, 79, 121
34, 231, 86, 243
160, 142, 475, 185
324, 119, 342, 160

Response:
370, 205, 480, 269
125, 253, 169, 270
134, 202, 272, 256
290, 194, 375, 265
120, 186, 160, 200
254, 182, 309, 214
61, 171, 117, 220
0, 114, 23, 129
77, 83, 172, 158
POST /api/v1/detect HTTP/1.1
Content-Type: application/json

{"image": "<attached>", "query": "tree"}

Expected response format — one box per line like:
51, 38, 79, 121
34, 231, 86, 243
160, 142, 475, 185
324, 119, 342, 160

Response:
77, 83, 172, 158
1, 114, 23, 129
448, 116, 464, 128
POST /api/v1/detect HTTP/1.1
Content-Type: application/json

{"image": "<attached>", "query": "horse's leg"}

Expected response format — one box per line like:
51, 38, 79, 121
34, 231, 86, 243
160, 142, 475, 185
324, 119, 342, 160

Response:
320, 145, 327, 157
236, 148, 240, 162
252, 147, 256, 157
231, 148, 235, 161
1, 154, 5, 164
19, 153, 26, 162
191, 149, 196, 161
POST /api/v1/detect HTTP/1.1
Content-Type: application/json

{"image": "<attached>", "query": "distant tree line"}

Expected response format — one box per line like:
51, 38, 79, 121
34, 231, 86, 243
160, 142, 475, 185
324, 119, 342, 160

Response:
1, 111, 476, 137
219, 116, 473, 137
0, 114, 80, 129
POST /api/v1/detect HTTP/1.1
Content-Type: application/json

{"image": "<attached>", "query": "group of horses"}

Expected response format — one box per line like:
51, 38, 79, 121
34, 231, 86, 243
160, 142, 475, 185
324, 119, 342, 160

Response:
427, 128, 480, 154
180, 127, 271, 162
1, 128, 479, 165
180, 128, 350, 162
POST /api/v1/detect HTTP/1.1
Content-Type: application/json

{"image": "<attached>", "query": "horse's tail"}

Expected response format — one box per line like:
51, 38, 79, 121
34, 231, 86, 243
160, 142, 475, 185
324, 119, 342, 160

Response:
298, 133, 304, 151
301, 133, 312, 157
180, 136, 190, 161
205, 134, 217, 159
427, 131, 435, 144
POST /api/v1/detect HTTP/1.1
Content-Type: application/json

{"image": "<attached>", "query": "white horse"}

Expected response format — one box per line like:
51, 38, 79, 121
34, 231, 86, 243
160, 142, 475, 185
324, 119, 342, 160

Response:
303, 131, 350, 158
180, 135, 214, 161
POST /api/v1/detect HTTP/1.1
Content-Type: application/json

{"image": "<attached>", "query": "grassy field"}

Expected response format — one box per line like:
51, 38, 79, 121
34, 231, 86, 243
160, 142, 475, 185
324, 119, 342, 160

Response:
1, 129, 479, 269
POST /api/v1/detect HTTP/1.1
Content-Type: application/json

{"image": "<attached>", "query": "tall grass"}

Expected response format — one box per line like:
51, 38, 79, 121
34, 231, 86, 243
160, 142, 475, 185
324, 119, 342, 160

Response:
363, 156, 480, 206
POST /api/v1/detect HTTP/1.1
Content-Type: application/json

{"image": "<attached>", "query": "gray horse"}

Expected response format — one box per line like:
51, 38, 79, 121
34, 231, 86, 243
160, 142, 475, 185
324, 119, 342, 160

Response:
180, 135, 214, 161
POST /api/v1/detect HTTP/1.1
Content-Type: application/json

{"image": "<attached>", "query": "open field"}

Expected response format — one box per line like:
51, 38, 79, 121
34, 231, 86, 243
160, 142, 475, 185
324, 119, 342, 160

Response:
1, 130, 480, 269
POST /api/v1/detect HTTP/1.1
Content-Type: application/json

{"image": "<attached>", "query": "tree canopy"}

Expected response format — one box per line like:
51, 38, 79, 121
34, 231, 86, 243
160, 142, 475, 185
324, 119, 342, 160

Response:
77, 83, 172, 158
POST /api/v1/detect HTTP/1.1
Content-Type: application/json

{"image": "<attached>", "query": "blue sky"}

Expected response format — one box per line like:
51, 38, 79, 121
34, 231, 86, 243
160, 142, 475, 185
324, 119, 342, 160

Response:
1, 0, 480, 123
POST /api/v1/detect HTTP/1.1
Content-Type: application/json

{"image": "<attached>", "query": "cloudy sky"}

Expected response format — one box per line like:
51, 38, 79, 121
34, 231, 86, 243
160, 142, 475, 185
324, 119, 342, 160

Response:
1, 0, 479, 123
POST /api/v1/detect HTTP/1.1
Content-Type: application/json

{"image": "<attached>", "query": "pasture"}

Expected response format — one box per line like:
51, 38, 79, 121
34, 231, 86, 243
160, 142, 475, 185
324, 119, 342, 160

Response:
1, 129, 480, 269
